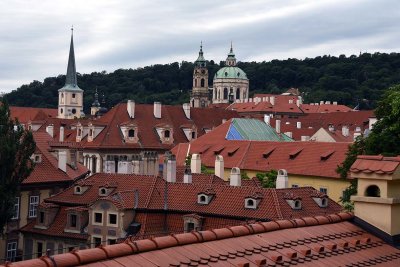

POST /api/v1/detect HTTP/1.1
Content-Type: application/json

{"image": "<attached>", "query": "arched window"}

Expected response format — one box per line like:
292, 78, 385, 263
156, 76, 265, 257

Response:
236, 88, 240, 99
200, 78, 205, 87
200, 195, 206, 202
128, 129, 135, 138
247, 199, 254, 206
365, 185, 380, 197
164, 130, 170, 138
223, 88, 228, 99
321, 198, 327, 206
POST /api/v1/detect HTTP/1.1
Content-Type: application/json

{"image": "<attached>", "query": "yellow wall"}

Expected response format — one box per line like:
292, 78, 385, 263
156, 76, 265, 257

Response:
218, 168, 350, 203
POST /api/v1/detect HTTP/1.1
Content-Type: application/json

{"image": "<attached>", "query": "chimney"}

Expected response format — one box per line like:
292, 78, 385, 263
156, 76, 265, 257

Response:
369, 117, 377, 130
276, 169, 288, 189
325, 101, 331, 105
46, 124, 54, 138
183, 103, 190, 119
190, 154, 201, 174
289, 99, 293, 104
183, 167, 192, 184
320, 101, 324, 105
342, 125, 349, 137
127, 100, 135, 118
230, 167, 241, 187
328, 124, 335, 132
154, 102, 162, 119
264, 114, 271, 125
59, 126, 64, 142
222, 119, 227, 124
296, 99, 301, 107
284, 132, 292, 138
296, 122, 301, 129
270, 96, 275, 105
275, 120, 281, 134
333, 101, 338, 105
166, 155, 176, 183
58, 150, 67, 172
215, 155, 224, 180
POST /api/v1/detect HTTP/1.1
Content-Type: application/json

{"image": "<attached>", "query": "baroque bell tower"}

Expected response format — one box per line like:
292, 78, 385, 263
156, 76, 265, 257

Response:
190, 42, 209, 108
58, 27, 84, 119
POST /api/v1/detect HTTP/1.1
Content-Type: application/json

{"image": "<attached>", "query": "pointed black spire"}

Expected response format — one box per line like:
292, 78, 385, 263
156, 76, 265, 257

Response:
92, 87, 100, 107
64, 26, 79, 88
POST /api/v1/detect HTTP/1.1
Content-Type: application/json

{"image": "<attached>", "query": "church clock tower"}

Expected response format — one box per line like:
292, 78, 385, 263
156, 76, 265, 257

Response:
58, 28, 84, 119
190, 43, 210, 108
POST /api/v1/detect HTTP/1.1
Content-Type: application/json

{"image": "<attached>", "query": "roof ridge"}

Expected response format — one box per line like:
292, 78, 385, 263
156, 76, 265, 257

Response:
271, 189, 283, 219
20, 212, 353, 267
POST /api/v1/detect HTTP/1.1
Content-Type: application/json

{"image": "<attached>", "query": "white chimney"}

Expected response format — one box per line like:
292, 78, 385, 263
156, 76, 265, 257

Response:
320, 101, 324, 105
215, 155, 224, 180
230, 167, 241, 187
166, 155, 176, 183
275, 120, 281, 134
264, 114, 271, 125
183, 103, 190, 119
342, 125, 349, 137
58, 150, 67, 173
296, 99, 301, 107
154, 102, 162, 119
270, 96, 275, 105
289, 99, 293, 104
59, 126, 64, 142
46, 124, 54, 138
127, 100, 135, 118
191, 154, 201, 174
369, 117, 377, 130
296, 122, 301, 129
284, 132, 293, 138
325, 101, 331, 105
276, 169, 288, 189
183, 167, 192, 184
333, 101, 338, 105
249, 98, 253, 102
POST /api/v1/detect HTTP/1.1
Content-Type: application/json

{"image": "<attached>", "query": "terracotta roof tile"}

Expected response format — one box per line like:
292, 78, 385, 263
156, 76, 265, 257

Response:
350, 155, 400, 175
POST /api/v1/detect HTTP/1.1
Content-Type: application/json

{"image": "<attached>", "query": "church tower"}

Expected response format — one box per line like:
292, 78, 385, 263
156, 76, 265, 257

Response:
190, 43, 210, 108
58, 28, 84, 119
90, 87, 100, 116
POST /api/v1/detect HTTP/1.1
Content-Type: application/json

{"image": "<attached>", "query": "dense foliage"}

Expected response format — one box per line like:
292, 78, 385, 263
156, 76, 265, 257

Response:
0, 100, 36, 231
256, 170, 278, 188
337, 85, 400, 209
5, 52, 400, 111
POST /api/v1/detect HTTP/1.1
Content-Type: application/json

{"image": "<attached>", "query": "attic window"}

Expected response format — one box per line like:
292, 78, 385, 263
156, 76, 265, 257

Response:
128, 129, 135, 138
313, 197, 328, 208
245, 198, 258, 209
320, 150, 335, 160
263, 147, 276, 158
227, 147, 239, 156
191, 131, 196, 139
33, 154, 42, 163
99, 188, 107, 196
289, 148, 303, 159
164, 130, 170, 138
294, 200, 301, 209
197, 193, 212, 205
74, 186, 83, 195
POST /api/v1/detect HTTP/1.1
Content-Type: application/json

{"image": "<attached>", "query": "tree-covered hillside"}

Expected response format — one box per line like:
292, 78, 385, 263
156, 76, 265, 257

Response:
5, 52, 400, 112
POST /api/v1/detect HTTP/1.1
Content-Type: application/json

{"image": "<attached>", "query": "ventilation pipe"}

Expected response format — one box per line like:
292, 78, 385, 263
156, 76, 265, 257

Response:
191, 154, 201, 174
276, 169, 288, 189
215, 155, 225, 180
127, 100, 135, 118
183, 103, 190, 119
154, 102, 162, 119
230, 167, 241, 187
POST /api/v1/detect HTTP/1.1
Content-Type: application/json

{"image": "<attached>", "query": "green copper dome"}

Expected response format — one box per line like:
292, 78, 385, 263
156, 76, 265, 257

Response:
214, 66, 248, 80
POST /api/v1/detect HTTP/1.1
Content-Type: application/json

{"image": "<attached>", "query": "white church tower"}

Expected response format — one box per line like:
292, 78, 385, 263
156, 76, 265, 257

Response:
58, 28, 84, 119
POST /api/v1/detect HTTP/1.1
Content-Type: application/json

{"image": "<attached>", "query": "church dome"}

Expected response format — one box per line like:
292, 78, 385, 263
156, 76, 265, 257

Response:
214, 66, 248, 80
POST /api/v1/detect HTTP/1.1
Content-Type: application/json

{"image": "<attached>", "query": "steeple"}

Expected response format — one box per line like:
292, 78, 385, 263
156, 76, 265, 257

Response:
226, 42, 236, 66
64, 26, 80, 89
195, 41, 206, 67
92, 87, 100, 107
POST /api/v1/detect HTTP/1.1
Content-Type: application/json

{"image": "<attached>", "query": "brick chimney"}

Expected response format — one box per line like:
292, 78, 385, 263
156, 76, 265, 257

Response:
191, 154, 201, 174
215, 155, 224, 180
127, 100, 135, 118
154, 102, 162, 119
276, 169, 288, 189
230, 167, 241, 187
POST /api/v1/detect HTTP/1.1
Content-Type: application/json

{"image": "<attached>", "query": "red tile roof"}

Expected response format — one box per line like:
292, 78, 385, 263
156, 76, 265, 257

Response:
23, 132, 88, 185
9, 106, 57, 124
301, 103, 352, 113
58, 102, 238, 150
350, 155, 400, 175
172, 128, 350, 179
8, 212, 400, 267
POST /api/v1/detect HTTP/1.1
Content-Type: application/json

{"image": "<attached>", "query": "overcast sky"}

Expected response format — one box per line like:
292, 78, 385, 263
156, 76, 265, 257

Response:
1, 0, 399, 93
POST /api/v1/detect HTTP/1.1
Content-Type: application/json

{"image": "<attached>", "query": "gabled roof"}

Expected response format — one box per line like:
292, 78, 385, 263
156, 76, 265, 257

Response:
23, 132, 88, 185
10, 212, 400, 267
172, 134, 350, 179
9, 106, 57, 124
300, 103, 352, 113
350, 155, 400, 175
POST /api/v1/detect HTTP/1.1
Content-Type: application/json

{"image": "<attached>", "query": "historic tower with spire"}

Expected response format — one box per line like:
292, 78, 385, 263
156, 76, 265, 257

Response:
190, 43, 210, 108
58, 28, 84, 119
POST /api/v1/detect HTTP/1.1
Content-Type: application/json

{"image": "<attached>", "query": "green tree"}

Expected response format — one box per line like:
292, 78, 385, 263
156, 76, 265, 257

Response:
0, 100, 36, 231
256, 169, 278, 188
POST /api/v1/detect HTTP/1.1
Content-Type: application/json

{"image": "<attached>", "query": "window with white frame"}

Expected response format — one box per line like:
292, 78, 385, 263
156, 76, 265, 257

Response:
12, 197, 20, 219
29, 196, 39, 218
6, 242, 17, 262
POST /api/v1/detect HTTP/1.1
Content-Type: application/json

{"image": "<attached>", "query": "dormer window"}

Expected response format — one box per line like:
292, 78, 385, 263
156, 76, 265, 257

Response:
120, 123, 139, 143
99, 187, 108, 196
191, 131, 196, 139
165, 130, 170, 138
128, 129, 135, 138
197, 193, 213, 205
294, 200, 301, 209
32, 154, 42, 163
245, 192, 263, 209
74, 185, 88, 195
284, 193, 302, 210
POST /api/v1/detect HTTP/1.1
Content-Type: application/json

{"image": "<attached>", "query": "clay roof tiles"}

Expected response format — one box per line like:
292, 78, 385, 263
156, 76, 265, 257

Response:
350, 155, 400, 175
8, 212, 400, 267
